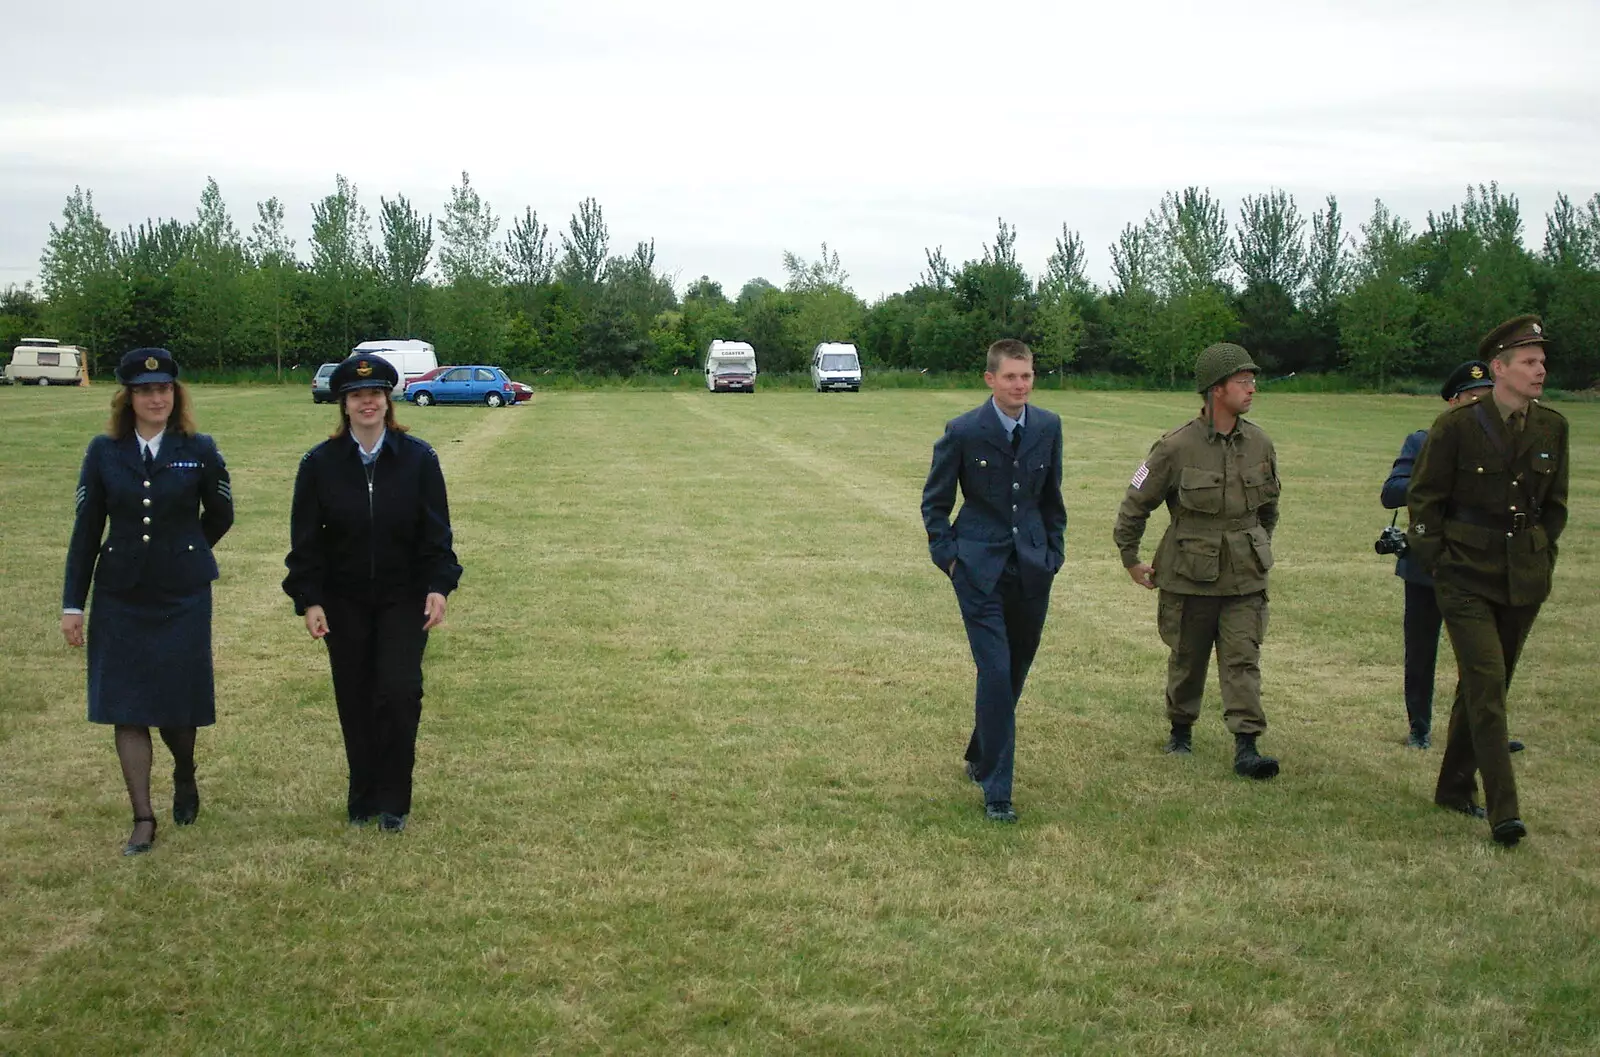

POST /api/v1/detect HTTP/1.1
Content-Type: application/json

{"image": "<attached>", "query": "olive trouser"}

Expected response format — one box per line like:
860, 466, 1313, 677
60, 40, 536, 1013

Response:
1433, 580, 1540, 826
1158, 590, 1268, 735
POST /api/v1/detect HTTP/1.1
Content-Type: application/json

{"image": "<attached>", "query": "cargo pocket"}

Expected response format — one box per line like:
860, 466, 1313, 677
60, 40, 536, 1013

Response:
1178, 468, 1223, 515
1246, 525, 1274, 573
1241, 463, 1279, 510
1174, 535, 1220, 582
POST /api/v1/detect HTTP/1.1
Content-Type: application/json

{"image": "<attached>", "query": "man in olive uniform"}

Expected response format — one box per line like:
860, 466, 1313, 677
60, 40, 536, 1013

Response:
1114, 343, 1282, 779
1407, 315, 1569, 847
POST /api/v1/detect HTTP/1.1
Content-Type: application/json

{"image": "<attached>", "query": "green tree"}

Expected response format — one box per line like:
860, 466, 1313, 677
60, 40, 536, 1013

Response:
1341, 199, 1420, 388
39, 186, 127, 374
503, 206, 555, 315
1152, 186, 1232, 294
244, 196, 305, 379
377, 194, 432, 337
309, 175, 378, 357
955, 218, 1032, 336
1541, 192, 1600, 387
0, 283, 44, 352
1232, 190, 1309, 371
781, 242, 849, 293
173, 177, 245, 370
558, 197, 609, 298
436, 172, 505, 361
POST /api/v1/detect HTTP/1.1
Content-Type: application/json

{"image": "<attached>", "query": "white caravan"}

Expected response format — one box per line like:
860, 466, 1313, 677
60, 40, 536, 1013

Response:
5, 338, 87, 386
704, 339, 757, 393
351, 339, 439, 394
810, 341, 862, 392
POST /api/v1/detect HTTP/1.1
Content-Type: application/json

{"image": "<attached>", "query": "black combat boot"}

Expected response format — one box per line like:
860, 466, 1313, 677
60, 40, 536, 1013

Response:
1163, 723, 1193, 755
1233, 733, 1280, 779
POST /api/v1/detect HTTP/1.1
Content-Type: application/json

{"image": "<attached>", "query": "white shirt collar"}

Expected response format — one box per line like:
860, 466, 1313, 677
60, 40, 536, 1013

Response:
137, 432, 164, 460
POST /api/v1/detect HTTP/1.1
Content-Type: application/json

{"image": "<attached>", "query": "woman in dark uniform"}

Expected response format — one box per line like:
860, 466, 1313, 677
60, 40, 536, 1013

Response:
62, 348, 233, 856
283, 353, 461, 833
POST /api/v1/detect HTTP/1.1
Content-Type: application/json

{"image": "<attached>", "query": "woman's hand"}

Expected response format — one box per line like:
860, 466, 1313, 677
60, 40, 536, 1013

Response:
61, 613, 85, 648
422, 593, 447, 631
304, 605, 329, 639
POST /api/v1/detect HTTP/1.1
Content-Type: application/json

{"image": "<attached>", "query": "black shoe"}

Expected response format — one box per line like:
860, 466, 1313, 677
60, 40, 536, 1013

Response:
984, 802, 1018, 823
378, 813, 407, 833
173, 776, 200, 826
1491, 818, 1527, 847
123, 816, 157, 857
1438, 801, 1487, 820
348, 814, 375, 827
964, 760, 982, 785
1163, 723, 1193, 755
1406, 730, 1431, 750
1508, 739, 1525, 753
1232, 734, 1280, 779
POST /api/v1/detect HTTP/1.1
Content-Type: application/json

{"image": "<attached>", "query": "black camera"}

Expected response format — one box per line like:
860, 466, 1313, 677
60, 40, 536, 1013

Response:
1374, 525, 1409, 557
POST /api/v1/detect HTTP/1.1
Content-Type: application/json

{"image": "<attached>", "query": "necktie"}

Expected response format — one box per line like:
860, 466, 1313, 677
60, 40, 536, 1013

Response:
143, 446, 154, 475
1509, 411, 1524, 434
1011, 423, 1023, 453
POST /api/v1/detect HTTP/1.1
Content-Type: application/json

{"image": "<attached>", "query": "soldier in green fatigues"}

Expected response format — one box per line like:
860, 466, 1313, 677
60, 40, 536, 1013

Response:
1114, 343, 1282, 779
1407, 315, 1569, 847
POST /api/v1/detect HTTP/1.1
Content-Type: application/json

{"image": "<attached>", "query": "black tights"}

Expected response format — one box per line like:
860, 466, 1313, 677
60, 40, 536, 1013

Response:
114, 725, 197, 834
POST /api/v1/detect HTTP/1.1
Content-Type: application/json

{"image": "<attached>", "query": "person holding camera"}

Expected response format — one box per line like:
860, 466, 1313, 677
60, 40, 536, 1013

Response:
1407, 316, 1569, 847
1380, 360, 1495, 749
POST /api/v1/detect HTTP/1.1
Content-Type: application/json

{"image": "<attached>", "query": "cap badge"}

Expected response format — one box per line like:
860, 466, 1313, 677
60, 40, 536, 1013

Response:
356, 360, 373, 377
1469, 365, 1484, 379
1531, 323, 1542, 335
144, 356, 159, 371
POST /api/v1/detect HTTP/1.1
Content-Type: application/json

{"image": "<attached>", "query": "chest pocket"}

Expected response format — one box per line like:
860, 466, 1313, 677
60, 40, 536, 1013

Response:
1241, 462, 1278, 511
1454, 455, 1507, 496
1178, 467, 1223, 515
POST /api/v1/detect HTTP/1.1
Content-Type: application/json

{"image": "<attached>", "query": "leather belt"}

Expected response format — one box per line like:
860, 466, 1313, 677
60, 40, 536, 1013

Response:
1176, 515, 1259, 531
1451, 507, 1530, 532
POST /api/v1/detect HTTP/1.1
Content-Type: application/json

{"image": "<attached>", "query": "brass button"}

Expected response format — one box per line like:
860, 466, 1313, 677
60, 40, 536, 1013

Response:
1476, 467, 1484, 474
141, 534, 150, 543
1012, 482, 1020, 491
142, 516, 151, 525
143, 480, 151, 488
979, 460, 987, 468
187, 544, 195, 551
142, 498, 151, 507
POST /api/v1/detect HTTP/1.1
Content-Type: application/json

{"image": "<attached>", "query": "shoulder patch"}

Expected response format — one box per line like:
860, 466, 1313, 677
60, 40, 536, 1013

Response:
1130, 462, 1150, 489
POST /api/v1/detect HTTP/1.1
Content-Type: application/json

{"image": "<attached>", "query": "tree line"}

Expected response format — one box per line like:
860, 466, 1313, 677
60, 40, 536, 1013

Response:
4, 174, 1599, 388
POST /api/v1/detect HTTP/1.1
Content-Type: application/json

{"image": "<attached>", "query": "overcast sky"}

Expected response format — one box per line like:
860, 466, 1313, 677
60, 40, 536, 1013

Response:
5, 0, 1599, 300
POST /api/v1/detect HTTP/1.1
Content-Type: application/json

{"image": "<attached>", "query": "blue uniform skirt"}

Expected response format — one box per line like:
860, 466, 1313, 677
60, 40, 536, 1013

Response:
87, 585, 216, 727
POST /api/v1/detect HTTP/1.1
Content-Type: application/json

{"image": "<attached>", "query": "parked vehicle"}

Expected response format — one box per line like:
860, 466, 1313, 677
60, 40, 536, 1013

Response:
5, 338, 87, 386
310, 362, 340, 403
810, 342, 862, 392
403, 365, 531, 403
404, 365, 517, 407
704, 339, 757, 393
351, 339, 438, 394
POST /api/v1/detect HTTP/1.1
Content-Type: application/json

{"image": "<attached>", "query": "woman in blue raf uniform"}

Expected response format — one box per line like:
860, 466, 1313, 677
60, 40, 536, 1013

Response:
61, 348, 233, 856
283, 353, 461, 833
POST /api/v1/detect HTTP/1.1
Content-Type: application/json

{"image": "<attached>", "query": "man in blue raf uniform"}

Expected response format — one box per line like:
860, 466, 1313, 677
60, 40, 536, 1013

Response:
1381, 360, 1495, 749
921, 339, 1066, 823
1408, 315, 1569, 848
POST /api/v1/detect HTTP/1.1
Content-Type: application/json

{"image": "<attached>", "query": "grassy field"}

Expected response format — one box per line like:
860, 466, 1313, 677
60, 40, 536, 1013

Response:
1, 384, 1596, 1055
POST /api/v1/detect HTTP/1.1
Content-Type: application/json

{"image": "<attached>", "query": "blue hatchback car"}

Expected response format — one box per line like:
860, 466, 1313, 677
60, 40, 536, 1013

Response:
404, 365, 517, 407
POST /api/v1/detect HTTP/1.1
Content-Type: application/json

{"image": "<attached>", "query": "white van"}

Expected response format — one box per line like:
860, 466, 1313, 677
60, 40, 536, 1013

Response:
351, 339, 438, 394
811, 342, 862, 392
5, 338, 87, 386
704, 339, 757, 393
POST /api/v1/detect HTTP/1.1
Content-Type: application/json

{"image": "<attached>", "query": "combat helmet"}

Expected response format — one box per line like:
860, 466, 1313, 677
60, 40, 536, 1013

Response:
1194, 342, 1260, 393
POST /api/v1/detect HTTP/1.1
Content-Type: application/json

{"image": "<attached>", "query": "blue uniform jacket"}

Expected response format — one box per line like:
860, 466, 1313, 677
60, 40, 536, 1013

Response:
921, 402, 1067, 596
63, 432, 233, 608
1382, 429, 1429, 585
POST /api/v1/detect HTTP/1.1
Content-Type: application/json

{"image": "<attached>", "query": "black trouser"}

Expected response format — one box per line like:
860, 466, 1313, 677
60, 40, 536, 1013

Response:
322, 594, 429, 820
1402, 580, 1443, 736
